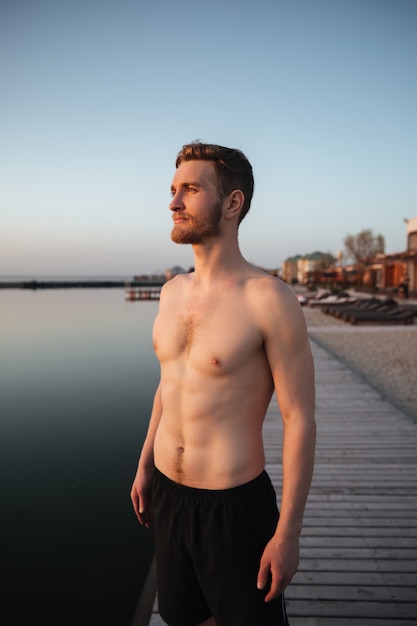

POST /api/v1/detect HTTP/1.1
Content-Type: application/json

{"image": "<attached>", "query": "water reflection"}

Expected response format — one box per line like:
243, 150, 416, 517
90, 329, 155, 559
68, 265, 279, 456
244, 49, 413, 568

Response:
0, 290, 159, 625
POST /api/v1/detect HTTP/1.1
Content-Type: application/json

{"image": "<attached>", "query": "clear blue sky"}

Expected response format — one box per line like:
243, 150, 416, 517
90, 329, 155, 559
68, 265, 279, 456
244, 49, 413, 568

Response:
1, 0, 416, 277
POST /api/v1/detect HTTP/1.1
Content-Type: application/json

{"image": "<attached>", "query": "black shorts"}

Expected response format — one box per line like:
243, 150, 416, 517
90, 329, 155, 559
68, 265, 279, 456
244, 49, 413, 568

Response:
152, 466, 289, 626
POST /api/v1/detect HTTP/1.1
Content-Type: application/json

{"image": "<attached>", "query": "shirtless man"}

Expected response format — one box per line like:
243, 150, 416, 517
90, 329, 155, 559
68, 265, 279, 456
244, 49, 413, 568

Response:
131, 142, 316, 626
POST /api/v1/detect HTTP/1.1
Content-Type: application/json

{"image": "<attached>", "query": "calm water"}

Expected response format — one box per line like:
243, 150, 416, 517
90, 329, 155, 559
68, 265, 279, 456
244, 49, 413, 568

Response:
1, 289, 160, 625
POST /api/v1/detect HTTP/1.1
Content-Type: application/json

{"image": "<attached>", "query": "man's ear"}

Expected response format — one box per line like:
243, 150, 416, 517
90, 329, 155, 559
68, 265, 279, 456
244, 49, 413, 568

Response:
224, 190, 245, 221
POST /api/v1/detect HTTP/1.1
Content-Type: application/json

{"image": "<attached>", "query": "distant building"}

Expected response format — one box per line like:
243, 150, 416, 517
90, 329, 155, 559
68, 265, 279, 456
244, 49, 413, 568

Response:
298, 251, 336, 285
281, 254, 302, 284
407, 216, 417, 251
362, 217, 417, 294
282, 251, 335, 285
405, 217, 417, 294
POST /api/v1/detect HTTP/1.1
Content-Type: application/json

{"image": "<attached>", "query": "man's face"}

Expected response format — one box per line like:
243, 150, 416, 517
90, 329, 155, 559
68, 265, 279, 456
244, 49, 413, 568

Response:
169, 160, 223, 245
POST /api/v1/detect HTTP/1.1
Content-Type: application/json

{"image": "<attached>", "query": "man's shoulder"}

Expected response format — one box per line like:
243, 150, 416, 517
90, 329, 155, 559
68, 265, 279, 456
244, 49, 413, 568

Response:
247, 273, 306, 331
160, 273, 191, 297
248, 271, 296, 305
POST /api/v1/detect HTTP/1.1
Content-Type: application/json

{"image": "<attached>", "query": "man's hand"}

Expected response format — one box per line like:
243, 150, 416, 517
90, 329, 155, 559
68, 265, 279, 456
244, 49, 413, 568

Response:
130, 466, 154, 528
257, 534, 300, 602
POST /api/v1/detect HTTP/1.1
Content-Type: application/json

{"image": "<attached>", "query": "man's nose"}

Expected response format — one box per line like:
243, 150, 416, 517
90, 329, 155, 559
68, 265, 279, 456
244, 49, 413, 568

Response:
169, 193, 184, 212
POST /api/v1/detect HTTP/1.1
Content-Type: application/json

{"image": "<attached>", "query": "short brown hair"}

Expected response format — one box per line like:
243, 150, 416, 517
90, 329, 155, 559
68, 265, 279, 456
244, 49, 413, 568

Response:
175, 141, 254, 223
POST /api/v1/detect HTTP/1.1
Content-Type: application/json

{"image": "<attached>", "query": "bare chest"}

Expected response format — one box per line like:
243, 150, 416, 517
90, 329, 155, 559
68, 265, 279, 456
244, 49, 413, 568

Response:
153, 303, 261, 371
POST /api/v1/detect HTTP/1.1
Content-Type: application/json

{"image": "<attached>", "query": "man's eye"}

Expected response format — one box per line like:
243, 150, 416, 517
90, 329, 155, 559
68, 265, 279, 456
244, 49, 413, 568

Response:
186, 187, 197, 193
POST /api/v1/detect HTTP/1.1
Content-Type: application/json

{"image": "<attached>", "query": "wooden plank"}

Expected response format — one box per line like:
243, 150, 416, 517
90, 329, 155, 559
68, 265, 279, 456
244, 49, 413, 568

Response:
285, 600, 417, 619
301, 536, 417, 548
292, 570, 417, 586
295, 547, 417, 559
301, 528, 417, 538
302, 518, 417, 526
294, 559, 417, 573
289, 620, 417, 626
306, 501, 417, 510
286, 585, 417, 601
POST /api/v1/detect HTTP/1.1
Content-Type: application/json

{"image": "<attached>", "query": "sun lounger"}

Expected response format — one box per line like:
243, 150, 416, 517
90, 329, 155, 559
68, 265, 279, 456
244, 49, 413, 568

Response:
330, 299, 384, 319
308, 291, 356, 308
321, 298, 376, 317
346, 308, 415, 325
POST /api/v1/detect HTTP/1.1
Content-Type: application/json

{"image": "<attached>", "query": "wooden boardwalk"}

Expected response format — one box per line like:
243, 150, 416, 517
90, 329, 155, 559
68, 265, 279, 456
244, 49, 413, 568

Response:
143, 338, 417, 625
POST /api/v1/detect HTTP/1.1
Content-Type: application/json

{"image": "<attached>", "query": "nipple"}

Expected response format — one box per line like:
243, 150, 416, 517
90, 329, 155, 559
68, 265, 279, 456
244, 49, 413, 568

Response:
211, 357, 220, 366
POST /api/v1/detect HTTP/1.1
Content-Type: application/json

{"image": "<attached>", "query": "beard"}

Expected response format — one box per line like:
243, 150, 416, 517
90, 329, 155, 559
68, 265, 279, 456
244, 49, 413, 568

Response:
171, 199, 223, 245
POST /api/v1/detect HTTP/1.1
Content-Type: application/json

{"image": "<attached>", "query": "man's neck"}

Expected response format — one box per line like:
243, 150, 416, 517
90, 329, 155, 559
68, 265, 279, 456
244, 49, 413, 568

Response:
190, 239, 249, 283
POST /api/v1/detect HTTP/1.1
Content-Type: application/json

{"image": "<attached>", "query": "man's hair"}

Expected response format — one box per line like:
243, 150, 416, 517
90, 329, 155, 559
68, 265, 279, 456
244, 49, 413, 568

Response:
175, 141, 254, 224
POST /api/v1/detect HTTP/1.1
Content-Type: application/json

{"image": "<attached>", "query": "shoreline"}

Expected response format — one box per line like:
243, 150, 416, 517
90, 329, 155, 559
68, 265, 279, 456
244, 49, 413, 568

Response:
0, 279, 165, 290
303, 306, 417, 421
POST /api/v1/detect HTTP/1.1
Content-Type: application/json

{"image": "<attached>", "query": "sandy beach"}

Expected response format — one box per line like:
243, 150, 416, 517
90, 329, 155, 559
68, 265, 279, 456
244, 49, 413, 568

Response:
302, 305, 417, 421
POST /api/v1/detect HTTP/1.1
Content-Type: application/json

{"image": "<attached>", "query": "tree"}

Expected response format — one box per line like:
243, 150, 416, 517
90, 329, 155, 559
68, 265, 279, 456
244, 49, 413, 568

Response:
343, 229, 385, 264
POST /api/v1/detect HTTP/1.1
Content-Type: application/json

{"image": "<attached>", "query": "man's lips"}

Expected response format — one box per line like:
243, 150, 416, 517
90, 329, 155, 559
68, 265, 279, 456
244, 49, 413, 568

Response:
172, 215, 188, 224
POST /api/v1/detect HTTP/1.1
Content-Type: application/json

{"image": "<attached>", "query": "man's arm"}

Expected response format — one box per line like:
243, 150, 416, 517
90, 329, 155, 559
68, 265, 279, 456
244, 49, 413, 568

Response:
130, 382, 162, 528
256, 281, 316, 601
